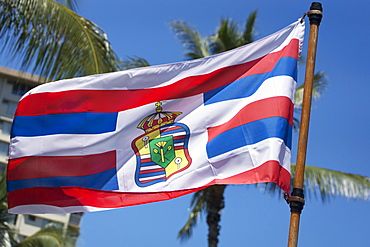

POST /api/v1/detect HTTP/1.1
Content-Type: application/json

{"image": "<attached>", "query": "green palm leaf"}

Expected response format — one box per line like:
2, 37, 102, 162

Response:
170, 20, 210, 59
171, 11, 257, 62
54, 0, 79, 10
295, 164, 370, 201
0, 171, 18, 246
178, 189, 207, 241
210, 18, 241, 54
242, 9, 257, 44
120, 56, 150, 70
261, 164, 370, 201
293, 71, 327, 129
0, 0, 121, 81
209, 10, 257, 55
14, 223, 71, 247
294, 71, 327, 108
0, 170, 79, 246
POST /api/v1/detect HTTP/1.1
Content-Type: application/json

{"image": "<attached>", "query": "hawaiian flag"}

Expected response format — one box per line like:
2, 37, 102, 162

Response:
7, 21, 304, 214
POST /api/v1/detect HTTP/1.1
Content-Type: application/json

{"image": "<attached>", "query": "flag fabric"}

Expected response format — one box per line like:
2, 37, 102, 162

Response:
7, 21, 304, 214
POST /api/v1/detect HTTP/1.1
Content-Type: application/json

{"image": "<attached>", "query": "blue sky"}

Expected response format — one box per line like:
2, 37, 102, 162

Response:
6, 0, 370, 246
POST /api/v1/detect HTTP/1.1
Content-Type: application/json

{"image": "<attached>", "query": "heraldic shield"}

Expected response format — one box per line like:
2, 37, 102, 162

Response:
132, 102, 192, 187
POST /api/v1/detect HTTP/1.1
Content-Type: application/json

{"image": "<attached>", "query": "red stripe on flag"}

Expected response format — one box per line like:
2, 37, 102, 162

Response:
7, 186, 203, 209
15, 40, 299, 117
173, 135, 186, 140
207, 96, 294, 142
7, 151, 116, 180
140, 158, 152, 163
7, 160, 289, 210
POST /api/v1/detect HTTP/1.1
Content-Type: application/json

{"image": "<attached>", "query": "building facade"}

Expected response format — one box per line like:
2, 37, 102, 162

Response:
0, 66, 83, 243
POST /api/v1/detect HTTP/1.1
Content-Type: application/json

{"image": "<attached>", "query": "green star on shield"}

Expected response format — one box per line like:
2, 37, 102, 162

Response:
149, 136, 175, 168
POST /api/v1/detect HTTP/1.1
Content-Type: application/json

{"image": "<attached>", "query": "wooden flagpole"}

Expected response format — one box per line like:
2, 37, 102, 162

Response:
287, 2, 323, 247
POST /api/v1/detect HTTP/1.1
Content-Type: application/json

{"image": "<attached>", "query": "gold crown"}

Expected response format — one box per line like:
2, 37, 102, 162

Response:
137, 102, 182, 133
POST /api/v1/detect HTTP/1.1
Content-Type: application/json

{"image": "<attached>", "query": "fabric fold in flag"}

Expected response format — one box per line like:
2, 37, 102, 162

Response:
7, 20, 304, 214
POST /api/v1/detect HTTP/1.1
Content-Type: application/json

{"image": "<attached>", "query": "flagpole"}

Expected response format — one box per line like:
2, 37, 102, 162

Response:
287, 2, 323, 247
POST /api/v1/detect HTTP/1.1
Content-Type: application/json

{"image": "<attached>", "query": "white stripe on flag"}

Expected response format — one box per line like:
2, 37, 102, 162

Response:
10, 204, 116, 214
140, 165, 162, 171
139, 174, 166, 181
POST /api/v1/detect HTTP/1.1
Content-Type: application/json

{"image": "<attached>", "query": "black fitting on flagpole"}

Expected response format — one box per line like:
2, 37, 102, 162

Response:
308, 2, 323, 26
289, 188, 305, 214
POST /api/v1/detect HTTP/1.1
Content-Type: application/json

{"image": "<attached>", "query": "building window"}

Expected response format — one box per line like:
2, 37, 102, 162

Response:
3, 100, 18, 116
69, 213, 83, 226
0, 141, 9, 156
0, 119, 12, 136
41, 219, 52, 228
25, 215, 41, 227
28, 215, 36, 221
25, 215, 63, 229
6, 214, 17, 225
11, 82, 33, 96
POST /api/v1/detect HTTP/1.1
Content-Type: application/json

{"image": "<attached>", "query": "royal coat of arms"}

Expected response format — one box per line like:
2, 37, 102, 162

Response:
131, 102, 192, 187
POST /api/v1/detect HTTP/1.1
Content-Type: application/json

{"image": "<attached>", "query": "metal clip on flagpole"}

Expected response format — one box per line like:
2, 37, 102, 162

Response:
287, 2, 323, 247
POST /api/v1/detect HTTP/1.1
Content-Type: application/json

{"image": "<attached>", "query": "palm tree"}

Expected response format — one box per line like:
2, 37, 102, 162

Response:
0, 2, 113, 245
14, 223, 77, 247
171, 12, 370, 247
0, 0, 121, 81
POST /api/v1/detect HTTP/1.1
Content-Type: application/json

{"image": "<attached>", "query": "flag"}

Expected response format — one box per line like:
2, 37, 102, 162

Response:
7, 21, 304, 214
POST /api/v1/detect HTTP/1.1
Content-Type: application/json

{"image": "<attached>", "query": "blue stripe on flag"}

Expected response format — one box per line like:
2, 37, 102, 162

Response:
7, 168, 119, 192
204, 57, 297, 105
206, 117, 292, 159
173, 138, 185, 144
12, 112, 118, 137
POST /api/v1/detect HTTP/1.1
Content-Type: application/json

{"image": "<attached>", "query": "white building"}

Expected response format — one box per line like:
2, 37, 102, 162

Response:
0, 66, 83, 243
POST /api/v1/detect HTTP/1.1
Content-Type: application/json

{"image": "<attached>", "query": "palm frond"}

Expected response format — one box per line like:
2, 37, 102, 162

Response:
0, 0, 121, 81
294, 71, 328, 108
210, 18, 241, 54
15, 222, 79, 247
170, 20, 210, 59
210, 10, 257, 55
0, 171, 7, 206
14, 223, 68, 247
242, 9, 257, 44
257, 164, 370, 202
120, 56, 150, 70
178, 189, 208, 241
0, 170, 18, 246
292, 164, 370, 201
292, 116, 301, 131
293, 71, 327, 130
55, 0, 79, 11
